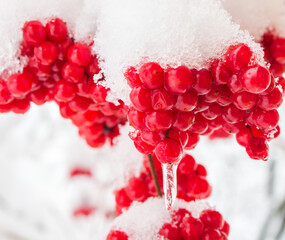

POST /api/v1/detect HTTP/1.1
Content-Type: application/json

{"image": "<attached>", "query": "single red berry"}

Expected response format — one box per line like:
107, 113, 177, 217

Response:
29, 87, 49, 105
125, 177, 148, 201
23, 21, 47, 45
168, 129, 188, 147
211, 61, 232, 85
145, 111, 173, 131
107, 230, 128, 240
178, 154, 196, 175
130, 86, 152, 112
173, 111, 195, 131
34, 41, 59, 65
154, 139, 183, 164
130, 131, 155, 154
86, 56, 101, 76
68, 96, 92, 113
192, 69, 212, 95
277, 77, 285, 95
151, 88, 175, 110
225, 44, 253, 72
46, 18, 68, 42
175, 89, 198, 112
67, 43, 92, 66
221, 221, 230, 236
180, 215, 204, 240
216, 86, 233, 106
7, 73, 32, 97
79, 124, 104, 139
184, 133, 199, 150
233, 91, 258, 110
258, 87, 283, 110
165, 66, 194, 94
240, 65, 271, 94
254, 108, 279, 130
228, 74, 242, 93
59, 103, 76, 118
201, 103, 223, 120
138, 62, 164, 89
222, 105, 245, 123
85, 134, 106, 148
114, 189, 132, 209
158, 223, 181, 240
128, 109, 146, 130
204, 85, 221, 103
0, 102, 13, 113
141, 130, 165, 146
54, 80, 76, 102
246, 137, 269, 161
188, 114, 208, 134
201, 229, 223, 240
61, 62, 85, 83
200, 210, 224, 229
11, 99, 31, 114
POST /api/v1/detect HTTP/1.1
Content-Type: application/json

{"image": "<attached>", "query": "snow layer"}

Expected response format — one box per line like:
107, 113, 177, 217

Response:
223, 0, 285, 40
95, 0, 264, 103
109, 198, 210, 240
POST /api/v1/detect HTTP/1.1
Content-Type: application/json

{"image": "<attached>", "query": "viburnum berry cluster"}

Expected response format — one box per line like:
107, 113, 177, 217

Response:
114, 154, 211, 215
107, 207, 229, 240
262, 32, 285, 79
0, 18, 127, 148
126, 43, 284, 162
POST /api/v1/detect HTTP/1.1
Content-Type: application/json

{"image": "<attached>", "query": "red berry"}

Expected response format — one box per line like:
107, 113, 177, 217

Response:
151, 88, 175, 110
68, 96, 92, 113
141, 130, 165, 146
29, 87, 49, 105
11, 99, 30, 114
254, 109, 279, 130
145, 111, 173, 131
59, 103, 76, 118
73, 206, 95, 217
70, 168, 92, 178
90, 84, 108, 103
7, 73, 32, 97
158, 223, 181, 240
222, 105, 245, 123
58, 37, 74, 60
115, 189, 131, 209
125, 177, 148, 201
86, 56, 101, 76
246, 137, 269, 161
173, 111, 195, 131
168, 129, 188, 147
86, 134, 106, 148
178, 154, 196, 174
138, 62, 164, 89
67, 43, 92, 66
211, 61, 231, 85
130, 132, 155, 154
180, 215, 204, 240
165, 66, 194, 94
225, 44, 253, 72
61, 62, 85, 83
201, 103, 223, 120
201, 229, 223, 240
54, 79, 76, 102
128, 109, 146, 130
34, 41, 59, 65
23, 21, 47, 46
236, 127, 252, 147
221, 221, 230, 236
188, 114, 208, 134
130, 86, 152, 112
233, 91, 258, 110
240, 65, 271, 94
46, 18, 68, 42
200, 210, 224, 229
175, 90, 198, 111
107, 230, 128, 240
258, 87, 283, 110
154, 139, 183, 164
192, 69, 212, 95
228, 74, 242, 93
184, 133, 199, 150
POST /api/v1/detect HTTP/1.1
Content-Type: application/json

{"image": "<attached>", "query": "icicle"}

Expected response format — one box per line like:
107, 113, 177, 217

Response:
162, 162, 178, 210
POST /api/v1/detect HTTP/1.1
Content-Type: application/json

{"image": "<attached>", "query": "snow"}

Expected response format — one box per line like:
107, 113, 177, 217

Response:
223, 0, 285, 40
109, 198, 210, 240
94, 0, 264, 103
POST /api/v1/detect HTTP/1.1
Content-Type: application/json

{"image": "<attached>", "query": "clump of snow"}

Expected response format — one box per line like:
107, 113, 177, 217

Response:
109, 198, 210, 240
95, 0, 264, 103
223, 0, 285, 40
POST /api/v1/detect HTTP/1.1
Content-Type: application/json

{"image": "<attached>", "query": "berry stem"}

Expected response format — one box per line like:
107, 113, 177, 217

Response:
147, 154, 162, 197
246, 125, 255, 138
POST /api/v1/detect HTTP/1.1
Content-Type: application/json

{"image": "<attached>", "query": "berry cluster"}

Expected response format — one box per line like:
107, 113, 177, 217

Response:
114, 154, 211, 215
262, 32, 285, 78
0, 18, 127, 148
126, 44, 284, 162
107, 208, 229, 240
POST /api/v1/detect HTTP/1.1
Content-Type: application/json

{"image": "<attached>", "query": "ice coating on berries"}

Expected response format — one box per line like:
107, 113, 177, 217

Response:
95, 0, 263, 103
